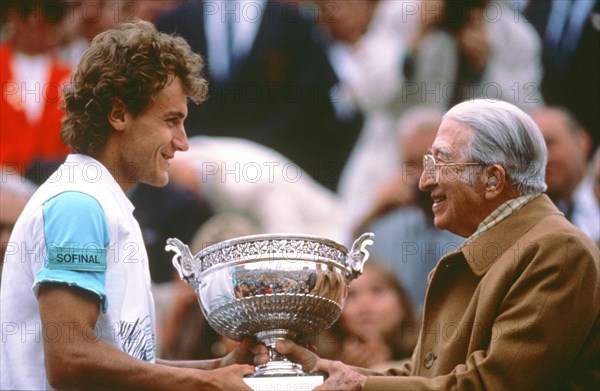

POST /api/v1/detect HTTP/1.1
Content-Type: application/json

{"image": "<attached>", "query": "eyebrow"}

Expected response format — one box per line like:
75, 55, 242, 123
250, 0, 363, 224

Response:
429, 147, 453, 160
163, 111, 186, 119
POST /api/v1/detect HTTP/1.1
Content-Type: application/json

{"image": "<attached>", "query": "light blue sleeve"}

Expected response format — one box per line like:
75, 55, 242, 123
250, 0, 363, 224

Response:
35, 191, 110, 313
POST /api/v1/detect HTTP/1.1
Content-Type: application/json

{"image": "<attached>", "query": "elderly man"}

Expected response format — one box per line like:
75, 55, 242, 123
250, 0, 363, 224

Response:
274, 99, 600, 390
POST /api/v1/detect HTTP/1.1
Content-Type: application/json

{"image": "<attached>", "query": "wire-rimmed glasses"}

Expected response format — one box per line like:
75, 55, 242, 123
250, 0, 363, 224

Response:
422, 154, 484, 183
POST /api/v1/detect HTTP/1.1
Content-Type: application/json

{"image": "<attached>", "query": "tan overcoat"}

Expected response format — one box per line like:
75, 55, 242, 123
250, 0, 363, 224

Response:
361, 194, 599, 390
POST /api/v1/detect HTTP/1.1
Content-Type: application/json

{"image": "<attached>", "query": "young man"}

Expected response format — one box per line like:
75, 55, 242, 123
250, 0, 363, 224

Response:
1, 20, 257, 390
271, 99, 600, 390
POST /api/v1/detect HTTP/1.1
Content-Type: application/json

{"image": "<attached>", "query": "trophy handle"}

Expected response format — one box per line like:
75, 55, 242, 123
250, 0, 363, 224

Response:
165, 237, 195, 284
345, 232, 374, 281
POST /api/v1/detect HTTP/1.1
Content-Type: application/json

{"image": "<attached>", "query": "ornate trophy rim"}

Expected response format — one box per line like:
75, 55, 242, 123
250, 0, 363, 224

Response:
198, 232, 349, 255
191, 233, 353, 278
166, 232, 375, 288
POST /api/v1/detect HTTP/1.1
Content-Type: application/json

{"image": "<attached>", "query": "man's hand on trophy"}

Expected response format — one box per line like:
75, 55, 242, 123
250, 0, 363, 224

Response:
312, 360, 368, 391
250, 342, 270, 366
274, 339, 319, 372
220, 337, 263, 367
274, 339, 368, 391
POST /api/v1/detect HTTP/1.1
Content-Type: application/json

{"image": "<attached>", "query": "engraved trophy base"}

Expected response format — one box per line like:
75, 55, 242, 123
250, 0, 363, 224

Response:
244, 363, 325, 391
243, 330, 326, 390
243, 373, 325, 391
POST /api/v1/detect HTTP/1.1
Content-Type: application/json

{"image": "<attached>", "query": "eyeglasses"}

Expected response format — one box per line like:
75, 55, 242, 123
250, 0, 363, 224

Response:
422, 154, 484, 183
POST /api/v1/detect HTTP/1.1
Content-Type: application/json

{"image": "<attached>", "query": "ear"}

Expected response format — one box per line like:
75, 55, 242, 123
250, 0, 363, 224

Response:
107, 98, 128, 131
483, 164, 506, 200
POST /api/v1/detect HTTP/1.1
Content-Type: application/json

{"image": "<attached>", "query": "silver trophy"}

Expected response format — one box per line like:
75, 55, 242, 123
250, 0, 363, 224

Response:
166, 232, 374, 391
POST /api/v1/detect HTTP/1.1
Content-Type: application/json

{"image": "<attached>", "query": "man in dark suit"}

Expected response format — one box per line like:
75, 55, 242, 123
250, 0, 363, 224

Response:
155, 0, 363, 191
525, 0, 600, 152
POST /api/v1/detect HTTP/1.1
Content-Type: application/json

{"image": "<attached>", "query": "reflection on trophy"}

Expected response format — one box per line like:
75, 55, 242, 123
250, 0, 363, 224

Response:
166, 232, 374, 391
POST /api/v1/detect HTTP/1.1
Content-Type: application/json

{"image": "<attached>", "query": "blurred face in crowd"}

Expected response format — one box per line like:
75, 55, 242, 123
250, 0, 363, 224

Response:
129, 0, 180, 22
317, 0, 379, 44
531, 108, 590, 201
340, 266, 405, 340
419, 118, 487, 237
78, 0, 124, 41
6, 0, 67, 54
400, 125, 439, 186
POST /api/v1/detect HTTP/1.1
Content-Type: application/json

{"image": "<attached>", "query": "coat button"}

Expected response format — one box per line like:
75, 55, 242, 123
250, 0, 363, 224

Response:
424, 352, 437, 368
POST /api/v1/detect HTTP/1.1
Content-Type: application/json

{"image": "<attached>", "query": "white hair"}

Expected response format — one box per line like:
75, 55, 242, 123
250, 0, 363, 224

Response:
444, 99, 547, 195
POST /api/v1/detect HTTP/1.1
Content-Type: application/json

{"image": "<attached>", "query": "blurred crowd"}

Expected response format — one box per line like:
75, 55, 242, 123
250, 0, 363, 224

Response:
1, 0, 599, 369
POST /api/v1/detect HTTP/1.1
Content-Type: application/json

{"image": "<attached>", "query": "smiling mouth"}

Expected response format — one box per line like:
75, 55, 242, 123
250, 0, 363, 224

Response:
432, 195, 446, 205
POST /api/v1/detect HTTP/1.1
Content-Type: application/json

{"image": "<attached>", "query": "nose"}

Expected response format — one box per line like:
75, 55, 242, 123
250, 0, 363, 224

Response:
173, 124, 189, 152
419, 168, 435, 191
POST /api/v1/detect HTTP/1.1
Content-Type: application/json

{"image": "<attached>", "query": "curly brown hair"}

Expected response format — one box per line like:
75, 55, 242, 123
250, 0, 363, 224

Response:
61, 20, 208, 155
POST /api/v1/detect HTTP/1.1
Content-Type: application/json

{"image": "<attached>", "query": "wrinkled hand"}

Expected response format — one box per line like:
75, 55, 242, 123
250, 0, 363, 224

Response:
274, 339, 320, 373
274, 340, 367, 390
313, 360, 368, 391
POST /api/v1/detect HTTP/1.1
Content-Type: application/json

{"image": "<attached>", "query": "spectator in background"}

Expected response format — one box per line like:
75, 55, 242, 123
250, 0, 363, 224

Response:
58, 0, 182, 67
58, 0, 129, 66
531, 106, 600, 244
168, 136, 346, 243
353, 106, 462, 314
355, 106, 445, 232
315, 0, 413, 233
525, 0, 600, 152
368, 0, 543, 111
0, 172, 37, 279
128, 0, 182, 23
155, 0, 362, 191
317, 261, 418, 369
1, 0, 72, 184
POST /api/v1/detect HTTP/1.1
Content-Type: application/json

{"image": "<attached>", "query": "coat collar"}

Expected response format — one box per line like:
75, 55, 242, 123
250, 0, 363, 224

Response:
441, 194, 563, 277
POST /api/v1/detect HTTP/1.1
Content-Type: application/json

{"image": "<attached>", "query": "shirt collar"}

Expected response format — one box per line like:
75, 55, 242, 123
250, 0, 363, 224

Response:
463, 193, 540, 247
62, 153, 135, 213
438, 194, 562, 277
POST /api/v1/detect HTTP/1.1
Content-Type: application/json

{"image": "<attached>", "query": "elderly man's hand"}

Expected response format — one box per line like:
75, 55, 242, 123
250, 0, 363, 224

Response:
274, 339, 320, 372
313, 360, 368, 391
274, 340, 367, 390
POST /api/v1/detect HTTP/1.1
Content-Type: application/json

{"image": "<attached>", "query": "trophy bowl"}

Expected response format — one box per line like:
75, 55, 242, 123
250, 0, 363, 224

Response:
165, 232, 374, 388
